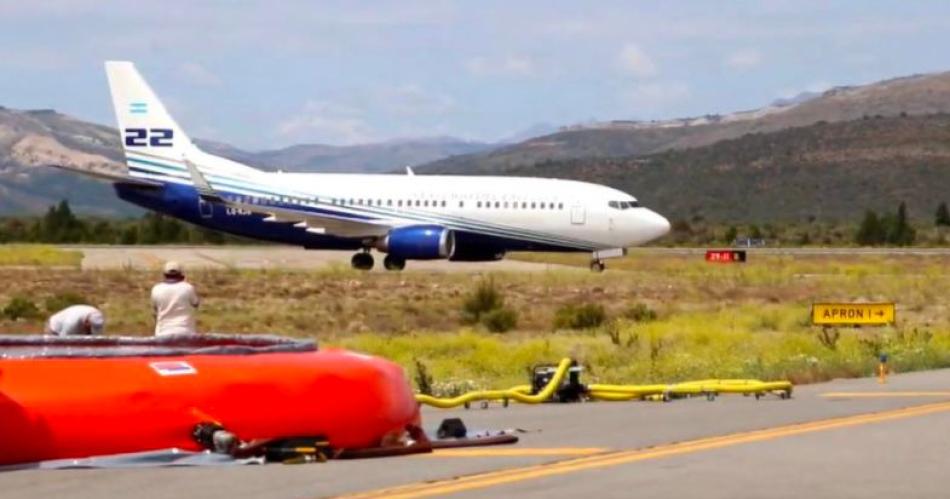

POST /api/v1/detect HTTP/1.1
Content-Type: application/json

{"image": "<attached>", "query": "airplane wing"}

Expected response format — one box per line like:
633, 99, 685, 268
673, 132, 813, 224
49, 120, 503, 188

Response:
47, 163, 163, 188
183, 158, 391, 239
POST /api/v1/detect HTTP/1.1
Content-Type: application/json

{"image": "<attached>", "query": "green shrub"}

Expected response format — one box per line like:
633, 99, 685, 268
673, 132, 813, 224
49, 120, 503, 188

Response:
3, 295, 41, 321
482, 307, 518, 333
623, 303, 658, 322
44, 291, 88, 313
461, 277, 503, 323
554, 303, 607, 330
413, 358, 434, 395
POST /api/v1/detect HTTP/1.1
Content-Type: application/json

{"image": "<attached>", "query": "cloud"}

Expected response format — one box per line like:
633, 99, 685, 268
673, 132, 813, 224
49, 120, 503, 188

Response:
724, 49, 762, 69
177, 62, 222, 87
276, 100, 376, 145
621, 81, 690, 112
379, 84, 456, 116
465, 55, 536, 77
616, 43, 657, 78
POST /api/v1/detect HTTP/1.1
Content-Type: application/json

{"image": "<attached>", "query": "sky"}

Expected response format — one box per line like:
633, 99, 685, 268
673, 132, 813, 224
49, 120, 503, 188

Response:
3, 1, 950, 150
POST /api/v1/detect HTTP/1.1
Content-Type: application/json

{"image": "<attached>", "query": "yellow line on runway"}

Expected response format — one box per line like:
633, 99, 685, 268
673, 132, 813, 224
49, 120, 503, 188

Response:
822, 392, 950, 398
423, 448, 608, 458
341, 400, 950, 499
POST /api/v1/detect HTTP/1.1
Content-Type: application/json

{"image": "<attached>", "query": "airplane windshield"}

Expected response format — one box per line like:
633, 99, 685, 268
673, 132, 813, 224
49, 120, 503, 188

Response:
608, 200, 641, 210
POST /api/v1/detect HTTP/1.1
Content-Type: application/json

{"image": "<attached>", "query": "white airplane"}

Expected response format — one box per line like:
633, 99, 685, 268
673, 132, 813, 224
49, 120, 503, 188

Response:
59, 61, 670, 271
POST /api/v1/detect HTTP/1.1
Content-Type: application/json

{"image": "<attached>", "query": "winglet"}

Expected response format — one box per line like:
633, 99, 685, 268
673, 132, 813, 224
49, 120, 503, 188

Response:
183, 156, 223, 202
405, 166, 415, 176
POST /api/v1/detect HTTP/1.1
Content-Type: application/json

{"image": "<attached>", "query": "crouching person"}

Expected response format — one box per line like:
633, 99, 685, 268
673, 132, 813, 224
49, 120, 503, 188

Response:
45, 305, 105, 336
152, 261, 200, 336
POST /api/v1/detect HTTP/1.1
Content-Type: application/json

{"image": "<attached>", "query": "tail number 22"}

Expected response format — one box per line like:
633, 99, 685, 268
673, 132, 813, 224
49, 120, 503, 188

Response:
125, 128, 174, 147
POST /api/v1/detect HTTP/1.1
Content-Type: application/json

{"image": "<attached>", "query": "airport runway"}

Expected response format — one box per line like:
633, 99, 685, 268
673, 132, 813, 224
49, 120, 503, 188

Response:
3, 368, 950, 498
64, 245, 950, 273
67, 245, 571, 272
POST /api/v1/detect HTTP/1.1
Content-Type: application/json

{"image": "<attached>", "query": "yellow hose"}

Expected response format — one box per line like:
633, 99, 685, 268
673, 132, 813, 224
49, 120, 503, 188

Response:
414, 358, 573, 409
414, 358, 793, 408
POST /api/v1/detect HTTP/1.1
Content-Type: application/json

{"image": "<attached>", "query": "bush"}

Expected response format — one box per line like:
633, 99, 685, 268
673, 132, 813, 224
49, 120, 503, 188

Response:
3, 295, 41, 321
623, 303, 657, 322
44, 291, 88, 313
554, 303, 607, 330
482, 307, 518, 333
461, 277, 503, 323
413, 358, 434, 395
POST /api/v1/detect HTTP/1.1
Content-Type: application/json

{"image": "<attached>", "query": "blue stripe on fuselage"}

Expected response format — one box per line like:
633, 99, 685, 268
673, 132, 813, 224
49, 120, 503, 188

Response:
114, 182, 580, 253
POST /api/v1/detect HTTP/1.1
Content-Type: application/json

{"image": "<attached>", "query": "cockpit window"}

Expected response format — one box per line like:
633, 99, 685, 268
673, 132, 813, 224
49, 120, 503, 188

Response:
608, 200, 641, 210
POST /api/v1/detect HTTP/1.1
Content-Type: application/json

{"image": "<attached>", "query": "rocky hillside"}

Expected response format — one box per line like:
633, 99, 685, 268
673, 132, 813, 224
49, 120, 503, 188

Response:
420, 72, 950, 175
480, 113, 950, 222
0, 107, 129, 215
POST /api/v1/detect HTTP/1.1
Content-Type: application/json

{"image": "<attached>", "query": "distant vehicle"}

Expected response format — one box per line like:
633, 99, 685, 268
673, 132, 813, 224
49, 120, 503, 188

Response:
56, 62, 670, 272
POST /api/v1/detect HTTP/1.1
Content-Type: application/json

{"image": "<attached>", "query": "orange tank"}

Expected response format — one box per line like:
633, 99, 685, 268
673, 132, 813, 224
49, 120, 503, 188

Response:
0, 335, 420, 466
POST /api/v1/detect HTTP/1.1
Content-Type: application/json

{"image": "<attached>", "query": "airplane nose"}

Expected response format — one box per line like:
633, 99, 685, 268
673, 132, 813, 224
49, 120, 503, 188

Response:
645, 209, 670, 240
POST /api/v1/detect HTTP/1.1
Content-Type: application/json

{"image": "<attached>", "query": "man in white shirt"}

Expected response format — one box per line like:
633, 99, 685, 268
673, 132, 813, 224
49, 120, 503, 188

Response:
151, 261, 200, 336
45, 305, 105, 336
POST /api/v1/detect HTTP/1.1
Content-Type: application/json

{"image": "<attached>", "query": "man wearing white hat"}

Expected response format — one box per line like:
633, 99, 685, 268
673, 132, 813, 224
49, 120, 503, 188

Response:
45, 304, 105, 336
151, 261, 201, 336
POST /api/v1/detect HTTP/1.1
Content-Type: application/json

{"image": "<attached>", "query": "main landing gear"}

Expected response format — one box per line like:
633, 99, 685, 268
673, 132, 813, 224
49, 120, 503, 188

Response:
351, 251, 406, 272
383, 255, 406, 271
351, 251, 374, 271
590, 260, 606, 273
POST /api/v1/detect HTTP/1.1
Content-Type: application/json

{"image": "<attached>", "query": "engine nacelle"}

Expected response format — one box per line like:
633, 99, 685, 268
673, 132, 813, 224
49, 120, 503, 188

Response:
376, 225, 455, 260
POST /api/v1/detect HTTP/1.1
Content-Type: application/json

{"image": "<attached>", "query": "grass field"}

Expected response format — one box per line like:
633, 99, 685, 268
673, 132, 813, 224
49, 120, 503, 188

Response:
3, 252, 950, 391
0, 245, 83, 267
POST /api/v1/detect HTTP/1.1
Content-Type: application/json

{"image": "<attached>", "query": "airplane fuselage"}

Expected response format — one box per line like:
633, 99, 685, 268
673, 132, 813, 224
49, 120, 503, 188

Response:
118, 159, 670, 257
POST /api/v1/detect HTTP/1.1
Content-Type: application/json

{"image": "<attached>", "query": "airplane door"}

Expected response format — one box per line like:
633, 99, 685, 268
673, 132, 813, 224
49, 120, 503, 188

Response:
571, 205, 586, 225
198, 199, 213, 219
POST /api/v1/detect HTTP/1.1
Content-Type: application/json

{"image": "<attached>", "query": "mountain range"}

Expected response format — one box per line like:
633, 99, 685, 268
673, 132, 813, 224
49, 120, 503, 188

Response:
3, 70, 950, 221
0, 108, 493, 215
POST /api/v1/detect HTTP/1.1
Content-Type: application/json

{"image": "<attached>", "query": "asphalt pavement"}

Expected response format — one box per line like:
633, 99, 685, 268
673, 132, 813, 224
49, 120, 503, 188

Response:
3, 368, 950, 499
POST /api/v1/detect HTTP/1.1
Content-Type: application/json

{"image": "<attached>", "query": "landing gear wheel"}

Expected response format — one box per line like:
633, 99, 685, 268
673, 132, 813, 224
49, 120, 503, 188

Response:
351, 252, 375, 271
590, 260, 605, 273
383, 255, 406, 271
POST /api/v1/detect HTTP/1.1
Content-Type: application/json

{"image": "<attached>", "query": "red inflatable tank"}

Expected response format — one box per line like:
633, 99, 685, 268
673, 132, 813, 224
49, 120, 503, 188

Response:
0, 335, 420, 466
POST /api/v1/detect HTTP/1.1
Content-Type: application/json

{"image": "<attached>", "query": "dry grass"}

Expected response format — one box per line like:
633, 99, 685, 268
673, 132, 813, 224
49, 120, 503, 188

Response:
0, 244, 82, 268
3, 252, 950, 388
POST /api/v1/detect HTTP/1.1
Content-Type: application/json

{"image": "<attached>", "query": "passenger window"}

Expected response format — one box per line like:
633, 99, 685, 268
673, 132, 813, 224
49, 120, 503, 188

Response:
477, 201, 482, 208
459, 201, 464, 208
531, 202, 536, 209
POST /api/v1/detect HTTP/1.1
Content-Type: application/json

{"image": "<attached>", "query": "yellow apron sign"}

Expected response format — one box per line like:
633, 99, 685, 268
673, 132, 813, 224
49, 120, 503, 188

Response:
812, 303, 895, 326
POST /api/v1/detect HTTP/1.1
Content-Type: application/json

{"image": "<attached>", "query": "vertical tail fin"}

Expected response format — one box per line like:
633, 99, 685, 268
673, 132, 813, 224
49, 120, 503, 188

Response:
105, 61, 195, 162
104, 61, 260, 181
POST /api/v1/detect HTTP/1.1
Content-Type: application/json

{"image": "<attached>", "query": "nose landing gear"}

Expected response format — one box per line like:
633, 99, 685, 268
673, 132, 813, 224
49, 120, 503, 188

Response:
350, 251, 375, 271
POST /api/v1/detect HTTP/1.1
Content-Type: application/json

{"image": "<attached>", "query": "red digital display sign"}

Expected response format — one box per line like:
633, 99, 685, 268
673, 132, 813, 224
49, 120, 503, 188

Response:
705, 250, 747, 263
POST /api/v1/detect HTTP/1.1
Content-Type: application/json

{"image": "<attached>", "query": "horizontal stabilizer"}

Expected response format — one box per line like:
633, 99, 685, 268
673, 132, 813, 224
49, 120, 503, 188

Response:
45, 163, 163, 188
